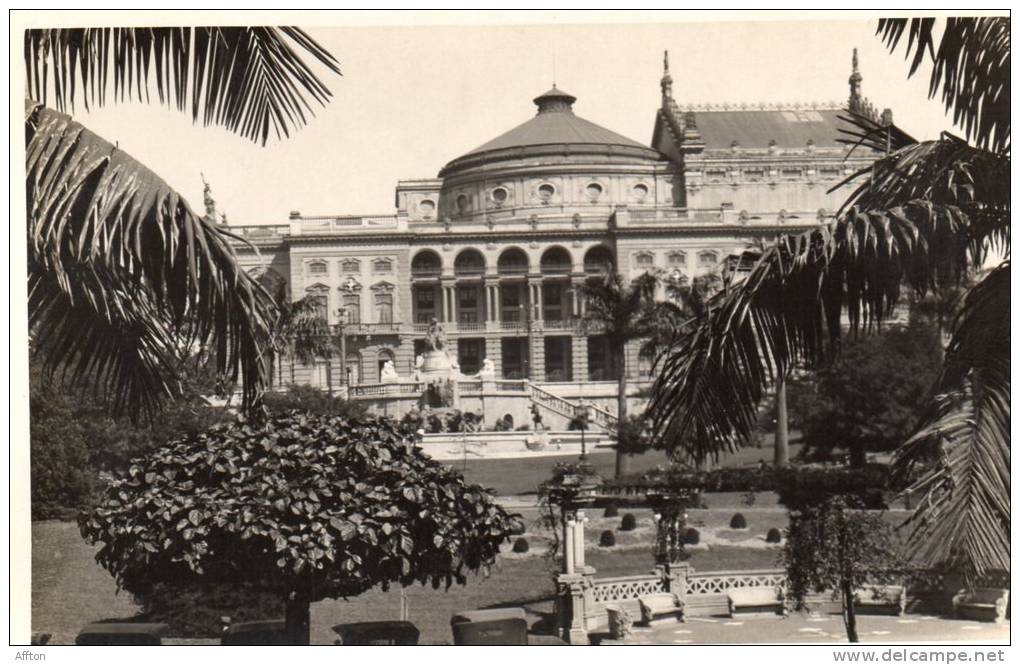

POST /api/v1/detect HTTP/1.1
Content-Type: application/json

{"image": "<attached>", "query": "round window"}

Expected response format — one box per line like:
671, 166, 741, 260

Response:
456, 194, 469, 214
632, 183, 649, 201
492, 187, 509, 205
419, 199, 435, 216
586, 183, 603, 200
538, 183, 555, 201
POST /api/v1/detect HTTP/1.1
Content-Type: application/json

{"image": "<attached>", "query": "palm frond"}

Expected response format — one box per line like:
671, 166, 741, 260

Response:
892, 263, 1010, 577
24, 27, 341, 145
26, 101, 276, 417
877, 17, 1009, 154
647, 202, 984, 463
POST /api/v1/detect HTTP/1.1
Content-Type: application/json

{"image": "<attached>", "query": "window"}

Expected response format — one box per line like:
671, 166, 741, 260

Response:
668, 251, 687, 269
819, 167, 841, 177
491, 187, 509, 205
375, 292, 393, 324
372, 258, 393, 275
307, 260, 328, 276
538, 183, 555, 202
340, 259, 360, 274
744, 168, 764, 179
456, 194, 469, 214
586, 182, 603, 201
635, 252, 655, 269
705, 169, 727, 180
781, 168, 802, 178
310, 295, 328, 321
416, 289, 435, 310
458, 288, 478, 323
698, 251, 719, 268
419, 199, 436, 217
631, 183, 649, 202
342, 294, 360, 323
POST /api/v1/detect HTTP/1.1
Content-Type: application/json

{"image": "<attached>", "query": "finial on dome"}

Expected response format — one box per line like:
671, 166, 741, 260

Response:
533, 85, 576, 114
661, 49, 674, 105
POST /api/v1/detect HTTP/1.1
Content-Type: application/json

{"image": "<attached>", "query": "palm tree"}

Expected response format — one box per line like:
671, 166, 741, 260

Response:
254, 271, 334, 389
577, 270, 658, 477
647, 17, 1009, 579
25, 27, 341, 418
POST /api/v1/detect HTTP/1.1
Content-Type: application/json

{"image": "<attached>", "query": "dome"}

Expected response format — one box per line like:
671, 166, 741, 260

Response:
439, 86, 663, 177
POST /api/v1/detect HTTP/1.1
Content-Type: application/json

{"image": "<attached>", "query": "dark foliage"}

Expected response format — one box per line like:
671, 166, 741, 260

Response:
603, 504, 619, 518
790, 319, 943, 467
766, 528, 783, 544
620, 513, 637, 532
599, 530, 616, 547
80, 413, 521, 623
512, 537, 530, 554
729, 513, 748, 530
138, 583, 285, 638
683, 528, 700, 546
784, 496, 906, 642
263, 384, 368, 418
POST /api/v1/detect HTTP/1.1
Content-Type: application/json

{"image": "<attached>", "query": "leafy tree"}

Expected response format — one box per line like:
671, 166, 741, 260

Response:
79, 413, 521, 644
784, 496, 904, 642
793, 319, 943, 466
577, 271, 658, 477
30, 357, 233, 519
25, 28, 341, 418
648, 17, 1009, 578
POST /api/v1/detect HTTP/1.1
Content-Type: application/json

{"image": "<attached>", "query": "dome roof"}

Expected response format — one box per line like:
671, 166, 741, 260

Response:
439, 86, 663, 176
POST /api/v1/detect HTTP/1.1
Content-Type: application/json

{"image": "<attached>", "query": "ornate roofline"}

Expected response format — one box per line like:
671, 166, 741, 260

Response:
676, 101, 846, 112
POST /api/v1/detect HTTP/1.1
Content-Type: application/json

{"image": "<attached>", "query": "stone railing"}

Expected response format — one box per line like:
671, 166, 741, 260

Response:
349, 382, 424, 398
685, 569, 786, 595
591, 574, 666, 604
458, 380, 482, 395
494, 380, 529, 392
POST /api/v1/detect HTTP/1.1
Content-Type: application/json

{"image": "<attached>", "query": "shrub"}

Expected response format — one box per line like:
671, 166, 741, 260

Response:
620, 513, 638, 531
684, 528, 700, 545
138, 583, 285, 637
512, 537, 530, 553
603, 504, 619, 518
766, 527, 783, 544
599, 530, 616, 547
730, 513, 748, 529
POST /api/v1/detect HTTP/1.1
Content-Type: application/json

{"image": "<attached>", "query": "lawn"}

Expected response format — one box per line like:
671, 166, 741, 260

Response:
32, 507, 790, 645
451, 442, 803, 496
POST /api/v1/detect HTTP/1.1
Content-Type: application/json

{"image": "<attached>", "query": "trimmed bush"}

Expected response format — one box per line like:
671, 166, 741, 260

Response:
765, 527, 783, 544
684, 528, 700, 545
599, 530, 616, 547
730, 512, 748, 529
620, 513, 638, 531
512, 537, 530, 553
603, 504, 619, 518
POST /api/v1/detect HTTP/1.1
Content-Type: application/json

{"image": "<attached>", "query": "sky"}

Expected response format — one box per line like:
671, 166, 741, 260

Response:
68, 15, 962, 226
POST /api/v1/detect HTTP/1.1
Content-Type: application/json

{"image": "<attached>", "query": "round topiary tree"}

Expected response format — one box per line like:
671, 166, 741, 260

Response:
684, 528, 700, 545
620, 513, 637, 531
79, 412, 521, 645
730, 512, 748, 529
599, 530, 616, 547
512, 537, 529, 553
766, 527, 783, 544
603, 504, 619, 518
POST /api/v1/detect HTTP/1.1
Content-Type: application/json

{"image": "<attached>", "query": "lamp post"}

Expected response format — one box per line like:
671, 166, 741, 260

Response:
520, 302, 533, 381
336, 306, 348, 391
577, 397, 589, 460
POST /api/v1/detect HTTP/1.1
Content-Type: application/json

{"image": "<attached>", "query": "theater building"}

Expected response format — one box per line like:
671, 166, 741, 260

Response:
231, 51, 887, 410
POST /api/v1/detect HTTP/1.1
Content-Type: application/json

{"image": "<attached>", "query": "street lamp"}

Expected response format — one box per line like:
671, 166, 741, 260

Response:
336, 306, 348, 389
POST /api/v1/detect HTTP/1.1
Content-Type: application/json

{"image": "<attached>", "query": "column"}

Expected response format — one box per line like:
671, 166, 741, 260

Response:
571, 336, 589, 383
573, 510, 587, 570
564, 516, 576, 575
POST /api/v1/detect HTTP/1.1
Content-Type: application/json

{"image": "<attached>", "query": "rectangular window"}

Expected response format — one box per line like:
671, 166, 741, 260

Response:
342, 294, 360, 323
375, 293, 393, 324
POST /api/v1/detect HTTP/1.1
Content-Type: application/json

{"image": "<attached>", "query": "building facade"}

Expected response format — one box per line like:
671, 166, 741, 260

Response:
232, 52, 888, 404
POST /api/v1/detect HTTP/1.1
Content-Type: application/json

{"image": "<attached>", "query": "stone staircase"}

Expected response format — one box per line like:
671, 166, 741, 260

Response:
527, 382, 618, 432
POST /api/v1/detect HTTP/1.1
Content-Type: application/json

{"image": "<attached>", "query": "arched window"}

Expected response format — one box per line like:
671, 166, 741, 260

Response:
583, 246, 615, 274
497, 247, 529, 275
540, 246, 572, 275
411, 250, 442, 278
454, 249, 486, 276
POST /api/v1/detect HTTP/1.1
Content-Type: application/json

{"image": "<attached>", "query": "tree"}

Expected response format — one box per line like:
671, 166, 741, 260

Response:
784, 496, 904, 642
793, 318, 943, 467
79, 412, 521, 644
648, 17, 1009, 579
577, 271, 658, 477
25, 27, 341, 418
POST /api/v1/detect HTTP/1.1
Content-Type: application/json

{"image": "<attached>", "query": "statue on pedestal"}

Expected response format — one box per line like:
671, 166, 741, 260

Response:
380, 360, 399, 383
477, 357, 496, 379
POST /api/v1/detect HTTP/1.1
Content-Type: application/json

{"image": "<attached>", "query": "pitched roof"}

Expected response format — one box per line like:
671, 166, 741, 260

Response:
691, 108, 848, 150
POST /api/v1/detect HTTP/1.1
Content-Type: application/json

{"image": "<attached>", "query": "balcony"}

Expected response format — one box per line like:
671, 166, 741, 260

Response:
540, 262, 572, 275
411, 267, 442, 279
